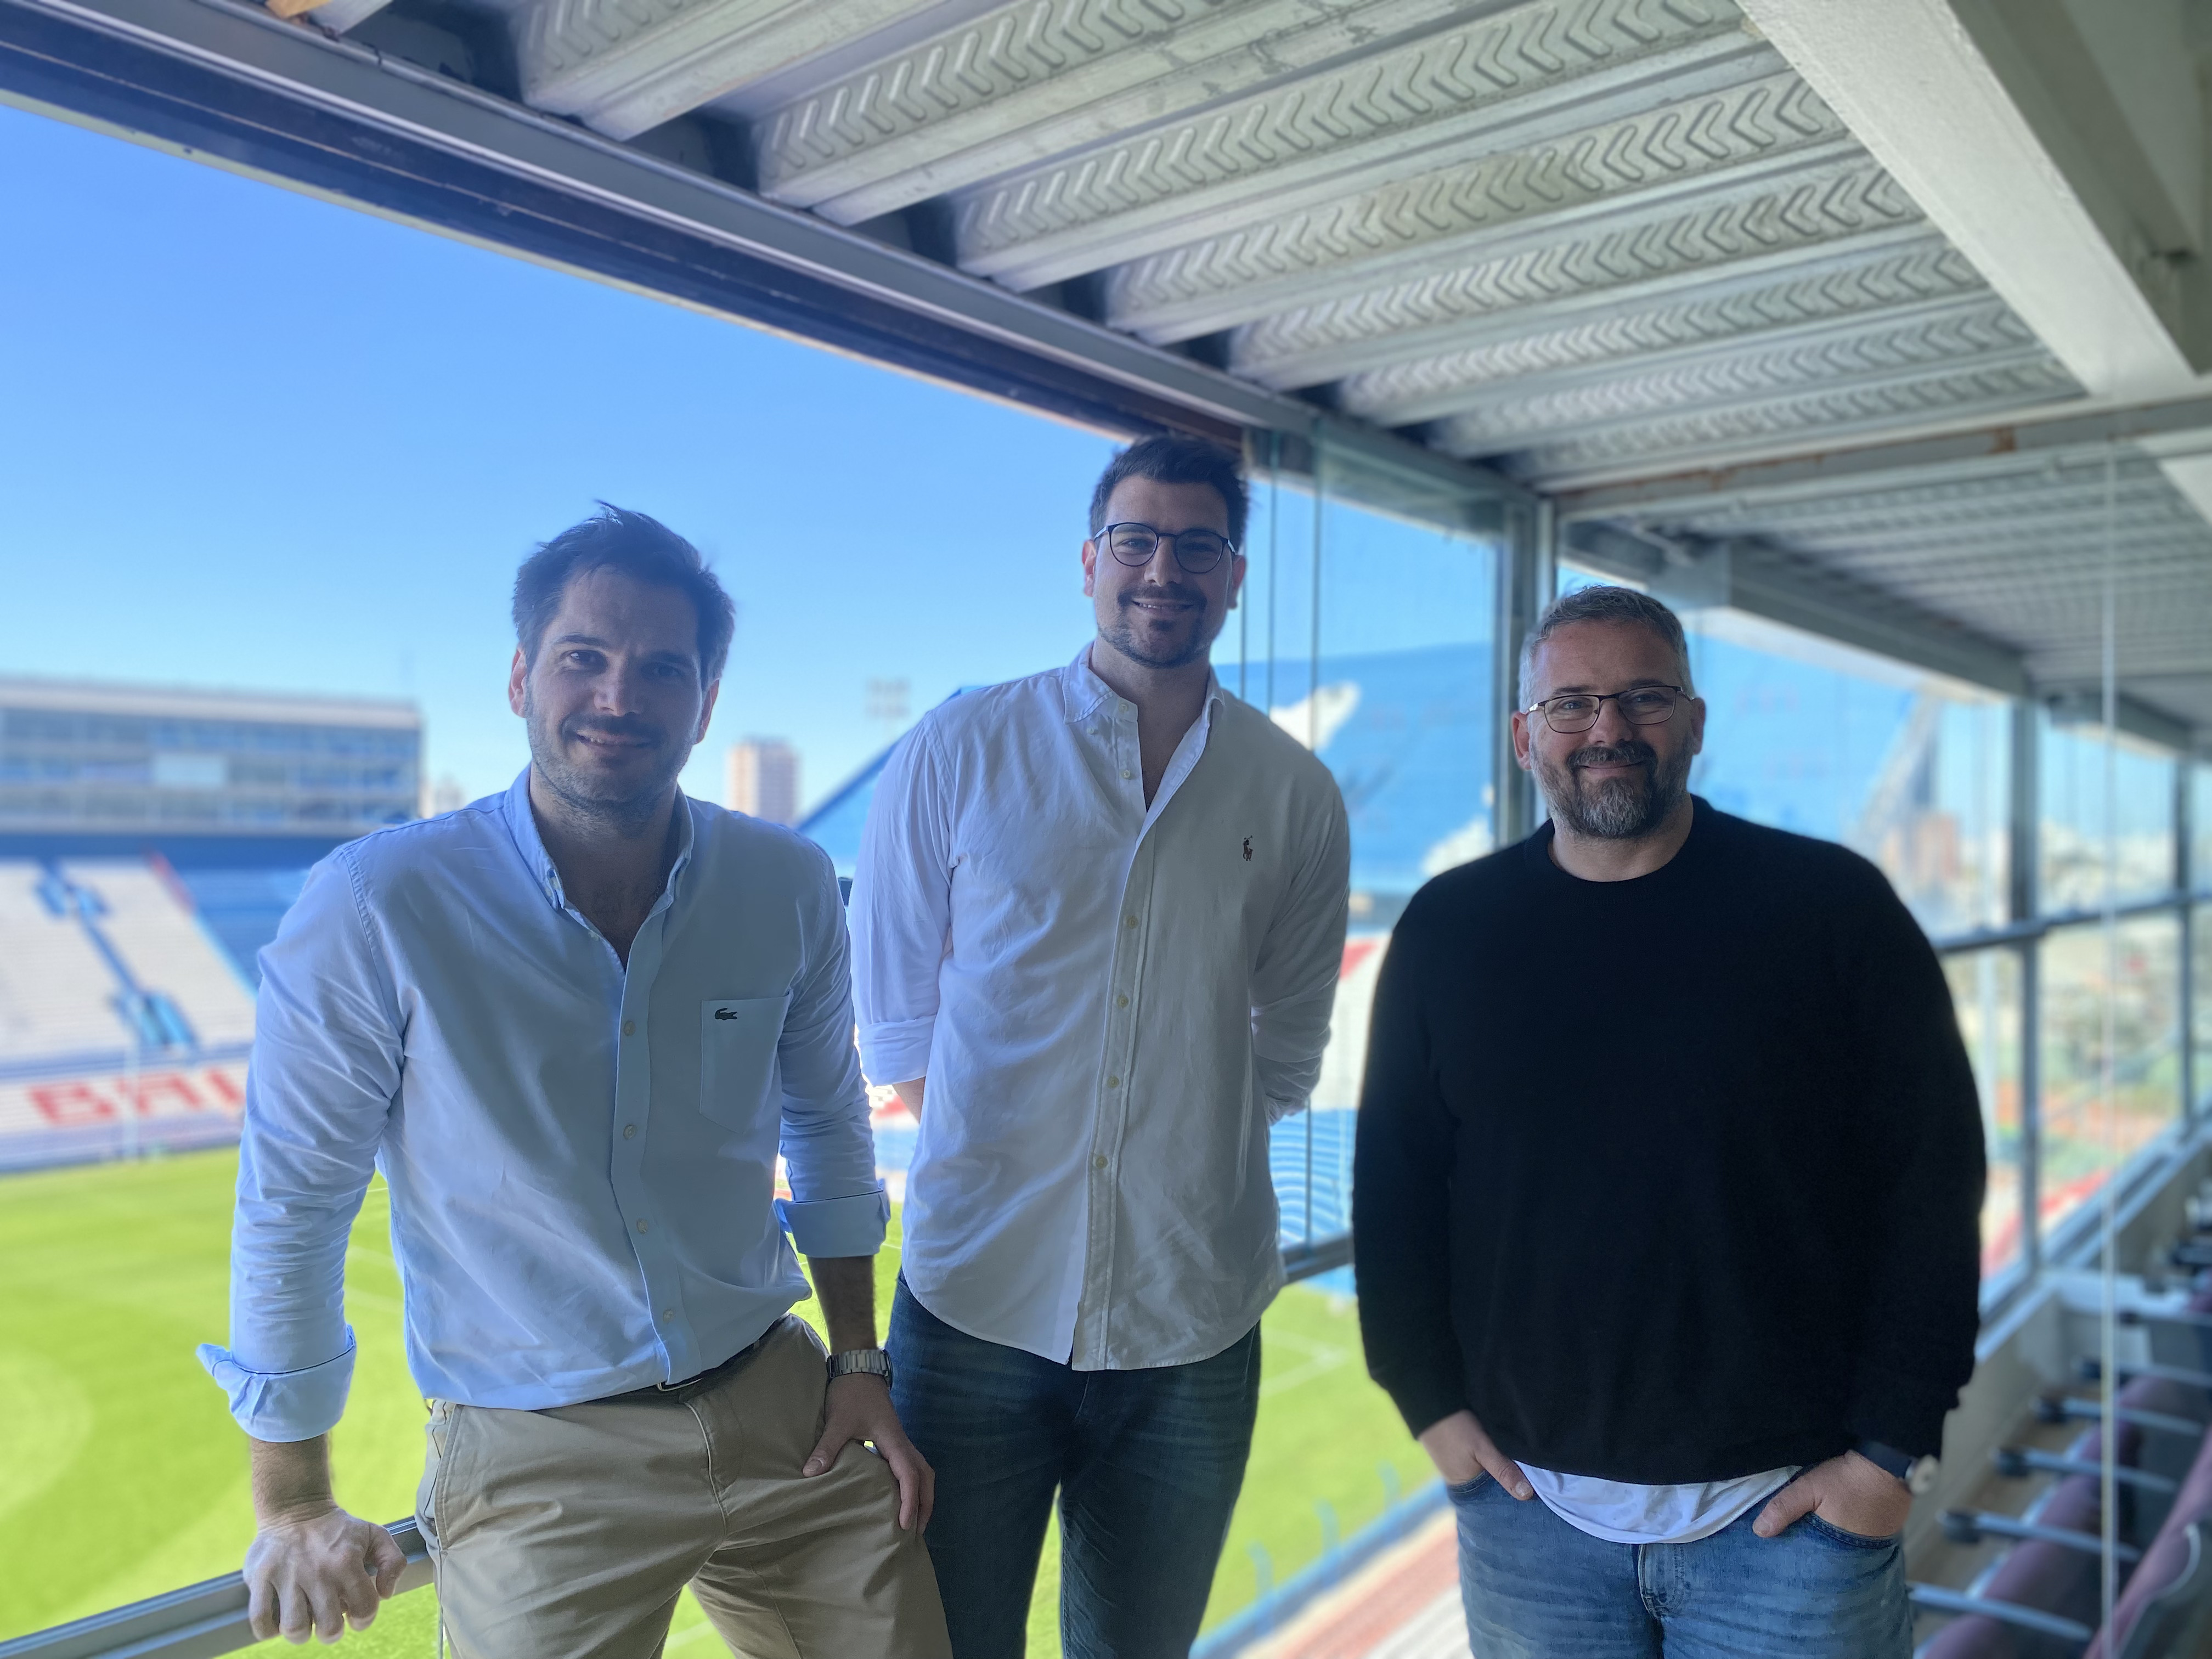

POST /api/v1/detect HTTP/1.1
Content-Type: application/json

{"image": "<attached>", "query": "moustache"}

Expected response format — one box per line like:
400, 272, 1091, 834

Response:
1119, 584, 1207, 610
564, 718, 663, 747
1569, 741, 1657, 770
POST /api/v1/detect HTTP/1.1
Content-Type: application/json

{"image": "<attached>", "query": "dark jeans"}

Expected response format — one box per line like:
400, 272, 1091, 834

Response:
887, 1279, 1262, 1659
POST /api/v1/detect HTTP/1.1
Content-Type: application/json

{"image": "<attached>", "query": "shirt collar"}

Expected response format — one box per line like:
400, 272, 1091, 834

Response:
502, 766, 698, 912
1061, 643, 1225, 724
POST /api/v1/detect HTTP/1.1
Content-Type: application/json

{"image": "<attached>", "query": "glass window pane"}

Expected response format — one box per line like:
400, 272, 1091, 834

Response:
1683, 611, 2012, 935
2038, 915, 2185, 1242
1266, 471, 1498, 1266
1944, 948, 2024, 1278
2039, 716, 2177, 913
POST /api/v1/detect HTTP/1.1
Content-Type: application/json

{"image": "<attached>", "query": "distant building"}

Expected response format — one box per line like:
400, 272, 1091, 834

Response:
0, 676, 420, 838
727, 738, 801, 826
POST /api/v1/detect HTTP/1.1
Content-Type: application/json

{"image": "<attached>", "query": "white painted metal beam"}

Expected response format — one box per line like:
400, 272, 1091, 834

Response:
1734, 0, 2202, 401
1421, 296, 2052, 445
940, 0, 1766, 289
1551, 393, 2212, 520
1463, 354, 2079, 481
516, 0, 917, 142
1227, 162, 1931, 389
1102, 69, 1853, 343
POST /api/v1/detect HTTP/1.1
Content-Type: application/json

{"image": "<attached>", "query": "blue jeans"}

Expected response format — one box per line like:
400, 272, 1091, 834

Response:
887, 1279, 1262, 1659
1450, 1471, 1911, 1658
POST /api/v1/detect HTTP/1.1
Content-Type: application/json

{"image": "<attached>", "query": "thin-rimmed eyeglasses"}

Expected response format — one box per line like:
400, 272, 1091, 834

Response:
1524, 685, 1687, 735
1095, 521, 1237, 575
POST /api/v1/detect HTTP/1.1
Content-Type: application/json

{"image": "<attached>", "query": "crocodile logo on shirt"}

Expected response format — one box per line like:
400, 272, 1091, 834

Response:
714, 1007, 740, 1020
1243, 837, 1253, 861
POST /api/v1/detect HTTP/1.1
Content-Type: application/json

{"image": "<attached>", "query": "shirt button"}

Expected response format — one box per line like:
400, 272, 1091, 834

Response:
635, 1219, 649, 1233
622, 1020, 635, 1036
1121, 769, 1134, 780
1093, 1154, 1108, 1171
1124, 915, 1138, 929
623, 1124, 637, 1139
1107, 1075, 1120, 1088
662, 1309, 674, 1320
1116, 995, 1128, 1008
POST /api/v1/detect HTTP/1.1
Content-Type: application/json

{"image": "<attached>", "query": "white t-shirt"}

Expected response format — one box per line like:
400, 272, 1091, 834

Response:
1520, 1464, 1800, 1545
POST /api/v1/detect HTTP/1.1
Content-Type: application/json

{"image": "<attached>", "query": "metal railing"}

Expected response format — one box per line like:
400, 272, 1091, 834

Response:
0, 1244, 1354, 1658
0, 1522, 431, 1659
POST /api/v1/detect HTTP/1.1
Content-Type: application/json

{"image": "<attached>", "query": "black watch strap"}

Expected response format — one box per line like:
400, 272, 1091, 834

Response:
1853, 1439, 1915, 1482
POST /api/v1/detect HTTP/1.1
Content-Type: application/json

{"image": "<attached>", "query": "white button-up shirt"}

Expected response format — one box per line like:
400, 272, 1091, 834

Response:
850, 650, 1350, 1370
199, 771, 885, 1441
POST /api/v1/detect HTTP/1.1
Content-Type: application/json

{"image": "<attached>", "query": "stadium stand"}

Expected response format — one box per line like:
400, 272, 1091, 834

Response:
0, 855, 259, 1171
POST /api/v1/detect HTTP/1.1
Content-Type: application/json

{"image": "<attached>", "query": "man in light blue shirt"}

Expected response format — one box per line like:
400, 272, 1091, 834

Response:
199, 506, 949, 1657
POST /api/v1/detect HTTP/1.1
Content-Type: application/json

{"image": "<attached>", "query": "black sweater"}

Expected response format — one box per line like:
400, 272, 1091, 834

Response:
1352, 801, 1985, 1482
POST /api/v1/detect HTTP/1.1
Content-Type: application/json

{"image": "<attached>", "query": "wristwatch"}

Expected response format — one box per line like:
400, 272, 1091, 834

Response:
1855, 1439, 1939, 1497
828, 1347, 895, 1388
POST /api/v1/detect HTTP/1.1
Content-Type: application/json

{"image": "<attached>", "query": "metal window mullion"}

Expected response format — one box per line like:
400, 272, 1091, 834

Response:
2012, 697, 2043, 1278
1492, 498, 1549, 848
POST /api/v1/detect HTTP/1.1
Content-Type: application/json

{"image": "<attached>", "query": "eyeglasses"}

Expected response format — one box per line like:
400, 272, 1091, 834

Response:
1097, 521, 1237, 575
1525, 685, 1686, 735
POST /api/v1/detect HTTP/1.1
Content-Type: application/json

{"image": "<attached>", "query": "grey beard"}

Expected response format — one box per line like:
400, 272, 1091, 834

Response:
1538, 741, 1692, 840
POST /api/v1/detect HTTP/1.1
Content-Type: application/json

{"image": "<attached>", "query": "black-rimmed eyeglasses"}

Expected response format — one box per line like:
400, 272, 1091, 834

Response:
1096, 521, 1237, 575
1525, 685, 1687, 735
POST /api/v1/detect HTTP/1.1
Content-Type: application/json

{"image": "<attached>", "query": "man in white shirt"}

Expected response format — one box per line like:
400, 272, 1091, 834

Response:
849, 436, 1351, 1658
202, 507, 950, 1657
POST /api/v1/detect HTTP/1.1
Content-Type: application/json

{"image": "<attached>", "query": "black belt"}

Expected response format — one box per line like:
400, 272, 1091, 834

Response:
603, 1322, 777, 1403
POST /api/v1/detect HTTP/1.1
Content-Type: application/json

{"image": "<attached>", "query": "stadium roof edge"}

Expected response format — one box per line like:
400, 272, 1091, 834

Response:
0, 673, 421, 727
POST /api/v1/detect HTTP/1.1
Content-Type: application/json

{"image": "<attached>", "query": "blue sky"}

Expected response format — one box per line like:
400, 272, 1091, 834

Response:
0, 101, 1119, 809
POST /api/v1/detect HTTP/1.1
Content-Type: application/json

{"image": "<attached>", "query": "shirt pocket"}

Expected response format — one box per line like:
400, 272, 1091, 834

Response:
700, 996, 788, 1130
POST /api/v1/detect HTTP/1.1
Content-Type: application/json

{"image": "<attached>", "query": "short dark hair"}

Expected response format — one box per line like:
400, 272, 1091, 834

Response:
1088, 435, 1248, 549
1517, 585, 1695, 708
512, 505, 737, 686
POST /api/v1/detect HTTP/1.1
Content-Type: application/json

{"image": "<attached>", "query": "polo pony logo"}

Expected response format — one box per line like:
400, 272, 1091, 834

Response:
1243, 837, 1253, 861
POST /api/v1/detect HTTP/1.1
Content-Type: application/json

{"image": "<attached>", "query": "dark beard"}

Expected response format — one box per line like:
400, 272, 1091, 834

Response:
1536, 738, 1692, 840
524, 693, 685, 834
1099, 583, 1217, 670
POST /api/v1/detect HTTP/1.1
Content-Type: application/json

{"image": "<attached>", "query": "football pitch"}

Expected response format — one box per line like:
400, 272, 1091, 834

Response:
0, 1149, 1431, 1656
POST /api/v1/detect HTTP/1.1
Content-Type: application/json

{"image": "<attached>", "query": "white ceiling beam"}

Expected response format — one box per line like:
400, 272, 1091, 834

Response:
516, 0, 919, 142
1419, 295, 2048, 443
753, 0, 1470, 222
1341, 279, 1997, 427
1452, 355, 2078, 481
1226, 163, 1930, 388
938, 0, 1765, 289
1327, 235, 1974, 419
1102, 70, 1853, 343
1733, 0, 2200, 402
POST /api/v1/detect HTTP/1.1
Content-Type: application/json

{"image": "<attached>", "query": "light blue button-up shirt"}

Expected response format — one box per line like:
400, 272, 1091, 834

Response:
199, 770, 886, 1442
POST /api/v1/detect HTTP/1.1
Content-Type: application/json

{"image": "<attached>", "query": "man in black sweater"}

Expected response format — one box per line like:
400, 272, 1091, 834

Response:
1353, 584, 1983, 1658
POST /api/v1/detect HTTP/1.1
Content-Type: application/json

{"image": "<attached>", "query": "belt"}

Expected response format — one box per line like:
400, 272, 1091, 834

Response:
602, 1322, 778, 1404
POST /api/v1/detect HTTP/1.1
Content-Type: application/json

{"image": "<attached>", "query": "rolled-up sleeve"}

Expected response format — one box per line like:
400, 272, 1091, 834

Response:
196, 849, 399, 1441
774, 848, 887, 1258
1251, 782, 1352, 1121
849, 724, 953, 1086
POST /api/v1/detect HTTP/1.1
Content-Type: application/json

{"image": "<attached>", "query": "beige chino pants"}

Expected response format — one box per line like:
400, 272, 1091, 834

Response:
416, 1316, 951, 1659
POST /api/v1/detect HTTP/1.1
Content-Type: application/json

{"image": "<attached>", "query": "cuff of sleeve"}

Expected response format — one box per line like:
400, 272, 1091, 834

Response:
1378, 1367, 1470, 1444
777, 1185, 890, 1258
1265, 1096, 1308, 1126
857, 1017, 934, 1088
198, 1331, 357, 1442
1846, 1365, 1961, 1460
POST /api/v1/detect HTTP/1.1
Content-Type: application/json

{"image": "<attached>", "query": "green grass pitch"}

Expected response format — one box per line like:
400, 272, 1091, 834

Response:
0, 1149, 1432, 1655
